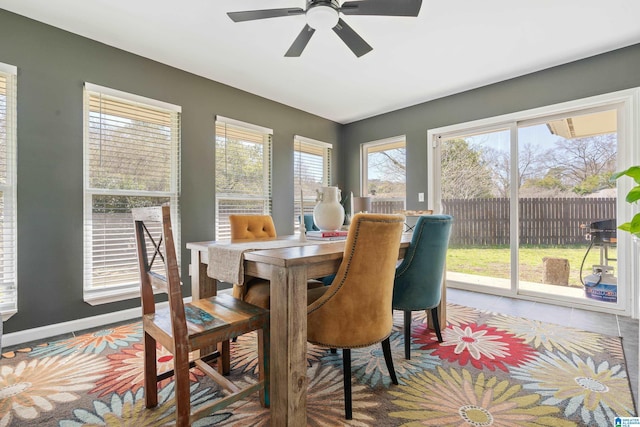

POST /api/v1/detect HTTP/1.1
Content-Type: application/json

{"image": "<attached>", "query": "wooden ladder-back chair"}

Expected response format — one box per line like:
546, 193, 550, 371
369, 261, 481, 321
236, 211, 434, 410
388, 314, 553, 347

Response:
307, 213, 405, 419
133, 205, 270, 426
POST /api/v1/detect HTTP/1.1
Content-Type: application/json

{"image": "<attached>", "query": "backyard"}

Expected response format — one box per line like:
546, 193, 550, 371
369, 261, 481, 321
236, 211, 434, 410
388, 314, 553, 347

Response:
447, 244, 617, 288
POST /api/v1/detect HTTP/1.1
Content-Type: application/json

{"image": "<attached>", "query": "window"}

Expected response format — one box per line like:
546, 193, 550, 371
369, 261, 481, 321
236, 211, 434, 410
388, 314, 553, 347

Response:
215, 117, 272, 239
294, 135, 332, 229
0, 63, 17, 317
83, 83, 181, 304
361, 136, 406, 213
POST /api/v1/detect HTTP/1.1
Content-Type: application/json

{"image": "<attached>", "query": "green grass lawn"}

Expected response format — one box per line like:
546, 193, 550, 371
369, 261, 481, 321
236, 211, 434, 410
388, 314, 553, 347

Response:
447, 244, 617, 288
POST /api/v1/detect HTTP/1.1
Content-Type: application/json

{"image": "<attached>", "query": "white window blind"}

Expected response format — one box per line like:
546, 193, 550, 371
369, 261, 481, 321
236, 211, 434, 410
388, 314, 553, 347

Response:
0, 64, 17, 316
362, 136, 406, 213
294, 135, 332, 229
215, 117, 272, 240
83, 84, 181, 304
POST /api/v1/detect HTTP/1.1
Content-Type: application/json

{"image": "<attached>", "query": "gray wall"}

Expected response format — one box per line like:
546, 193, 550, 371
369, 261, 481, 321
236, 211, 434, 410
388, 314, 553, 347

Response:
0, 10, 341, 333
340, 43, 640, 211
3, 6, 640, 336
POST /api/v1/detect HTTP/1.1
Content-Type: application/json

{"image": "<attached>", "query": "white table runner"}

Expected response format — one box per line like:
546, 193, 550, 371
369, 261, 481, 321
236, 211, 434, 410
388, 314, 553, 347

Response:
207, 238, 337, 285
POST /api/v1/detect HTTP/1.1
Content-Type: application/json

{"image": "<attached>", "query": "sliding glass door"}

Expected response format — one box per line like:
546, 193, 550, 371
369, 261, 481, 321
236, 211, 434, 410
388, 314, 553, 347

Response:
430, 98, 628, 312
439, 128, 512, 291
516, 109, 618, 302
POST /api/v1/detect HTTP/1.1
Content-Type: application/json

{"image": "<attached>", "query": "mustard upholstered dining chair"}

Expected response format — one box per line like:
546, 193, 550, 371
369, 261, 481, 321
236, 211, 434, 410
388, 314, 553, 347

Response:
229, 214, 277, 308
229, 214, 277, 240
133, 206, 270, 426
229, 214, 324, 309
392, 214, 453, 359
307, 213, 405, 420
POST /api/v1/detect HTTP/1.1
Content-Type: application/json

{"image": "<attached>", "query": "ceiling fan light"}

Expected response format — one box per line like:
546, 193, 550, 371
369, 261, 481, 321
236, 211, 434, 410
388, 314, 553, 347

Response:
306, 4, 339, 30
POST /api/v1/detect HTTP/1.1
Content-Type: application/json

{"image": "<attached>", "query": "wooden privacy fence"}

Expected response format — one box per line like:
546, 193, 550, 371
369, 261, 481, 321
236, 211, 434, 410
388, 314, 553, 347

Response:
370, 199, 405, 214
442, 197, 616, 246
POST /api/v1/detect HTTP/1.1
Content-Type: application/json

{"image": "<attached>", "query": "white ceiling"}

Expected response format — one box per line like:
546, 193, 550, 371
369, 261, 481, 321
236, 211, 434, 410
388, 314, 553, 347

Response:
2, 0, 640, 124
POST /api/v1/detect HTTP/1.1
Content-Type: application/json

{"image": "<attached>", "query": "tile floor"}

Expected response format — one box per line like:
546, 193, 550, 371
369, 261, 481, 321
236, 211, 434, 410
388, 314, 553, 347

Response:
447, 287, 639, 410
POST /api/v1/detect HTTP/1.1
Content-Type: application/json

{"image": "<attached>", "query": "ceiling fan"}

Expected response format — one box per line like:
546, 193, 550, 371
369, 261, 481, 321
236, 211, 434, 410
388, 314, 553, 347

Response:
227, 0, 423, 58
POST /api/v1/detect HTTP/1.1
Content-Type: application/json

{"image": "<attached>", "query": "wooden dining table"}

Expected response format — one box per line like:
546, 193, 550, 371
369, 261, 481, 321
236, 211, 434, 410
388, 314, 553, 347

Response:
186, 234, 446, 426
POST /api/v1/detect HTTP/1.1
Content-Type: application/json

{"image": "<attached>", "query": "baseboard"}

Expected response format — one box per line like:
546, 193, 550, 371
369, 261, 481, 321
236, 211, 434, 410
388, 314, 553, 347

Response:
0, 291, 228, 348
2, 305, 143, 348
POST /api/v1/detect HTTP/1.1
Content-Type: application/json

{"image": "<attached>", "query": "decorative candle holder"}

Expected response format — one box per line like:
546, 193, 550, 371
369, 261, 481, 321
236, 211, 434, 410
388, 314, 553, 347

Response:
353, 196, 372, 213
299, 189, 307, 241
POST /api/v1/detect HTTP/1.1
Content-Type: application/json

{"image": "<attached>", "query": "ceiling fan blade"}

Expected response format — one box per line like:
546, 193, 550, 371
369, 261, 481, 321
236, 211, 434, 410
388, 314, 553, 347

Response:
340, 0, 422, 17
227, 7, 304, 23
285, 25, 316, 57
333, 18, 372, 57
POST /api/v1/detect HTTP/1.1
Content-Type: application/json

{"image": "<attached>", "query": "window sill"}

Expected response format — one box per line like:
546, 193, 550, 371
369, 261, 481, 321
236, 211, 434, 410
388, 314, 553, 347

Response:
84, 287, 142, 306
1, 309, 17, 322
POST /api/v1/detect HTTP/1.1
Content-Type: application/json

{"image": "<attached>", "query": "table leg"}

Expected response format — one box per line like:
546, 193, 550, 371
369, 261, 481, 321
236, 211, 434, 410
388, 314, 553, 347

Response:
269, 264, 308, 426
191, 249, 217, 300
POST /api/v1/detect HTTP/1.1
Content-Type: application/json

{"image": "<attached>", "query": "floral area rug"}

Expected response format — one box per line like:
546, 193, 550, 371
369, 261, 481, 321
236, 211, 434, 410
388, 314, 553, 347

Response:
0, 303, 636, 426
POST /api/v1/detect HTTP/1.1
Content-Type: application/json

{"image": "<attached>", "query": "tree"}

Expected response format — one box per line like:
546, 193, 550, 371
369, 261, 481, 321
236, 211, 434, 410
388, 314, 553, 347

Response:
520, 167, 571, 197
295, 151, 325, 195
542, 133, 617, 194
87, 114, 175, 212
367, 148, 406, 182
216, 138, 266, 195
483, 143, 546, 197
366, 147, 406, 198
367, 179, 406, 198
441, 138, 493, 199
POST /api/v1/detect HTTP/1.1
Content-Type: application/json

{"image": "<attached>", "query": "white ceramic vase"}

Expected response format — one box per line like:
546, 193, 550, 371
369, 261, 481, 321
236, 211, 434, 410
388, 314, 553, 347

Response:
313, 186, 345, 231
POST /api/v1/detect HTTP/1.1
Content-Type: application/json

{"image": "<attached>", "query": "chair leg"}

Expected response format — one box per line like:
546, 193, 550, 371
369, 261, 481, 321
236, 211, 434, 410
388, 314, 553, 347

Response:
381, 338, 398, 385
403, 310, 412, 360
342, 348, 352, 420
174, 351, 192, 427
143, 331, 158, 408
430, 306, 443, 343
217, 340, 231, 375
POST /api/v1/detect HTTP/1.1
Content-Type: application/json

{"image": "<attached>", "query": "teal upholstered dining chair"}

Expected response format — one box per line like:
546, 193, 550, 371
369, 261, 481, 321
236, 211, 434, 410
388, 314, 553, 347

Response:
392, 214, 453, 359
301, 214, 319, 232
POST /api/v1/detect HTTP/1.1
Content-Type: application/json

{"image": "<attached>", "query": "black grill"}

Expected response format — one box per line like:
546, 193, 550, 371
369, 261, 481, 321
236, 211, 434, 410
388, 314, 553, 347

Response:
588, 219, 617, 244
